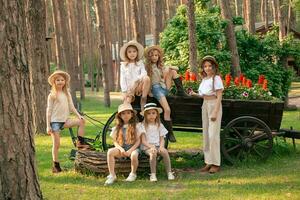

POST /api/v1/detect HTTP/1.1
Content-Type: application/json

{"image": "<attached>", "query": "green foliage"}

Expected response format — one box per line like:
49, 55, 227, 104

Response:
160, 2, 299, 100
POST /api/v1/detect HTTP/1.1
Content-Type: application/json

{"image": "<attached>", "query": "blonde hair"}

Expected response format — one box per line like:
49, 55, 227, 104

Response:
125, 45, 139, 65
49, 73, 70, 100
142, 109, 161, 129
115, 110, 138, 146
145, 49, 164, 80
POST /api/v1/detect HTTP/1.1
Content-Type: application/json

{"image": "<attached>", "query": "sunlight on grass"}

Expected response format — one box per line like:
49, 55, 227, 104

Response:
36, 88, 300, 200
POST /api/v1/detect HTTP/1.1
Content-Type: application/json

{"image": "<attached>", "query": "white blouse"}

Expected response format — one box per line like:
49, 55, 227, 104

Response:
198, 75, 224, 96
120, 61, 147, 92
140, 122, 168, 147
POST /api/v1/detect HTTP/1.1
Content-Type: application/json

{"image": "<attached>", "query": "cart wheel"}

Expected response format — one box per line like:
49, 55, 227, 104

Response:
102, 112, 117, 151
221, 116, 273, 165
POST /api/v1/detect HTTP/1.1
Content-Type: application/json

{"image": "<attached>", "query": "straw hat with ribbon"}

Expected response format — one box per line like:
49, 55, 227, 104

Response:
140, 103, 163, 116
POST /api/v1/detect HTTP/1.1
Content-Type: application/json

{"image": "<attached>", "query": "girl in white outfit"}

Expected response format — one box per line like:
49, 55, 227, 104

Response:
140, 103, 175, 182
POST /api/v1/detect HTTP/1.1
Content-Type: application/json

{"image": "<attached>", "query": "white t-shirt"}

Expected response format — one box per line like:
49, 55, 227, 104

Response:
198, 75, 224, 96
120, 61, 147, 92
140, 122, 168, 147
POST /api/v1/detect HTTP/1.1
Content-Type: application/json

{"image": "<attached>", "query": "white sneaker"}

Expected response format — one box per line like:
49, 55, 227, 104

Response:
125, 172, 137, 182
104, 174, 117, 185
168, 172, 175, 180
149, 173, 157, 182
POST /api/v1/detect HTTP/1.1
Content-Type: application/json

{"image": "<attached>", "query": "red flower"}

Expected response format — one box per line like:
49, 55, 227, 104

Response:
246, 79, 252, 88
185, 70, 190, 81
258, 75, 265, 85
239, 74, 244, 82
179, 75, 183, 81
242, 77, 247, 86
225, 74, 231, 87
190, 72, 197, 81
262, 79, 268, 90
234, 77, 240, 86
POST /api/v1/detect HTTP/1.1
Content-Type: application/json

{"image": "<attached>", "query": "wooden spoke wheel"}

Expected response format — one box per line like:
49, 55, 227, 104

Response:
102, 112, 117, 151
221, 116, 273, 165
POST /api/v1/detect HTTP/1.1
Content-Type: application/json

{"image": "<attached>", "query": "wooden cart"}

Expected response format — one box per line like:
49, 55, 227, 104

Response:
101, 95, 300, 164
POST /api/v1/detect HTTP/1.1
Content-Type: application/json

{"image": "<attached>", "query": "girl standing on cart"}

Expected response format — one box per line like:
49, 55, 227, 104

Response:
119, 40, 151, 111
105, 103, 144, 185
144, 45, 188, 142
191, 56, 224, 173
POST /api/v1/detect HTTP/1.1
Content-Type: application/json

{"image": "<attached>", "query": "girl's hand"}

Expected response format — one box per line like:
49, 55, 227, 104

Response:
124, 149, 132, 157
78, 115, 84, 120
150, 146, 157, 154
210, 112, 217, 121
47, 126, 52, 135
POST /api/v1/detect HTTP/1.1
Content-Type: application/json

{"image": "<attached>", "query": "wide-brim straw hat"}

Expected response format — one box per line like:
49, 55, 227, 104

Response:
120, 40, 144, 61
48, 70, 70, 86
144, 45, 164, 57
118, 103, 137, 114
140, 103, 163, 116
200, 55, 219, 69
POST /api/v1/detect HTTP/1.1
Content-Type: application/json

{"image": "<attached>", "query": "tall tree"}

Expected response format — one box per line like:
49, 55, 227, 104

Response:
95, 0, 111, 106
243, 0, 256, 33
0, 0, 43, 198
187, 0, 198, 76
220, 0, 241, 77
235, 0, 241, 16
271, 0, 279, 24
153, 0, 163, 44
28, 0, 49, 134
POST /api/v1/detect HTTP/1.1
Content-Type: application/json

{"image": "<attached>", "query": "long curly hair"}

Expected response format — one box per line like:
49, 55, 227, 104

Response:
115, 110, 138, 146
145, 49, 164, 80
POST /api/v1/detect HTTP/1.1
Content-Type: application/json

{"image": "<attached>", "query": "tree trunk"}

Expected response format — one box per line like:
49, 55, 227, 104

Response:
131, 0, 140, 42
138, 0, 146, 46
77, 0, 86, 99
243, 0, 256, 34
277, 0, 286, 42
235, 0, 240, 16
272, 0, 279, 24
187, 0, 198, 77
95, 0, 111, 106
264, 0, 269, 30
220, 0, 241, 77
85, 0, 94, 91
153, 0, 163, 44
27, 0, 49, 134
261, 0, 265, 22
0, 0, 43, 199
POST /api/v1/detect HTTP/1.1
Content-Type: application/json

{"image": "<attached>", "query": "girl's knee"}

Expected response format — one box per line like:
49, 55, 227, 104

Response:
131, 150, 139, 159
149, 152, 157, 159
143, 75, 150, 83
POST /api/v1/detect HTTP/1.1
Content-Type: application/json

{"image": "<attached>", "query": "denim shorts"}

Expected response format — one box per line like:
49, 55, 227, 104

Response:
152, 84, 168, 101
50, 122, 65, 132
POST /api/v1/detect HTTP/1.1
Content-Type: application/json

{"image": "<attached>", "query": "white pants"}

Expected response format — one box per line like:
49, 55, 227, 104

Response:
202, 99, 222, 166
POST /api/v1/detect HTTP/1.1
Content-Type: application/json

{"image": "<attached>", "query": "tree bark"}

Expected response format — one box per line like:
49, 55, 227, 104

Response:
95, 0, 111, 106
138, 0, 146, 46
187, 0, 198, 77
0, 0, 43, 199
27, 0, 49, 134
271, 0, 279, 24
153, 0, 163, 44
277, 0, 286, 42
264, 0, 269, 30
220, 0, 241, 77
243, 0, 256, 34
235, 0, 240, 16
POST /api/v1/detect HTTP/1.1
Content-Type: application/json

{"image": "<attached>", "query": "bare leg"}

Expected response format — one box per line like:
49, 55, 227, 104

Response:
159, 148, 172, 173
145, 149, 157, 174
51, 132, 60, 162
64, 118, 85, 137
107, 148, 122, 177
130, 150, 139, 174
159, 96, 171, 121
164, 68, 179, 90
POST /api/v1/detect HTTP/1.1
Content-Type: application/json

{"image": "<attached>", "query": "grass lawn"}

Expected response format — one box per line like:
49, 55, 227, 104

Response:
36, 88, 300, 200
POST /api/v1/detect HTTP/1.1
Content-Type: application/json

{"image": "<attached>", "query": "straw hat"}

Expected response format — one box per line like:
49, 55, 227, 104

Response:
140, 103, 163, 116
118, 103, 137, 114
48, 70, 70, 86
120, 40, 144, 61
144, 45, 164, 58
199, 55, 219, 69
